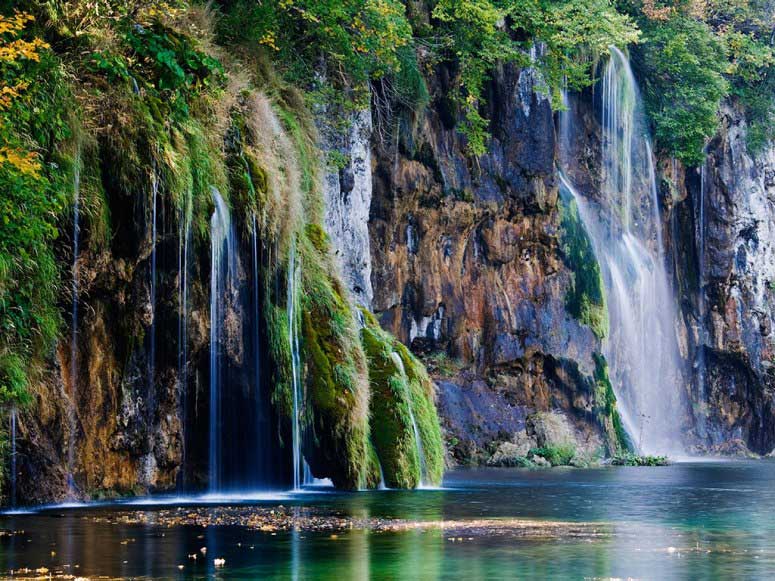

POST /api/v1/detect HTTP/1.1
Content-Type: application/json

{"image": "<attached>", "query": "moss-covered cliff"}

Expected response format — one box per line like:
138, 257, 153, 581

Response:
0, 1, 445, 504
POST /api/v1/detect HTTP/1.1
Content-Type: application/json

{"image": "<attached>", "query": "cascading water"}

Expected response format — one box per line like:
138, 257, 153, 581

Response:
177, 195, 191, 488
390, 352, 426, 486
68, 151, 81, 495
148, 169, 159, 420
208, 187, 238, 492
559, 47, 684, 455
287, 241, 304, 490
695, 155, 709, 439
9, 407, 16, 507
250, 213, 271, 482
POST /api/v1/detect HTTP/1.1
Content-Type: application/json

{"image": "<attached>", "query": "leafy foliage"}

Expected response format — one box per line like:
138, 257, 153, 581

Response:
431, 0, 639, 154
218, 0, 412, 104
633, 16, 729, 165
611, 452, 669, 466
627, 0, 774, 163
0, 12, 69, 407
88, 20, 223, 121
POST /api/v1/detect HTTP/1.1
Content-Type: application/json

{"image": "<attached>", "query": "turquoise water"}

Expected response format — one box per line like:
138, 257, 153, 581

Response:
2, 461, 775, 579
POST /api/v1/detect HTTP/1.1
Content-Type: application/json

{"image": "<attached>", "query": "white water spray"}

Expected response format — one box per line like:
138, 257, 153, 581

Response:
559, 47, 685, 455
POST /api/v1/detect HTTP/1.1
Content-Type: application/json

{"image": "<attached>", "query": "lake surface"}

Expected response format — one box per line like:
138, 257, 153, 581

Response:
2, 461, 775, 579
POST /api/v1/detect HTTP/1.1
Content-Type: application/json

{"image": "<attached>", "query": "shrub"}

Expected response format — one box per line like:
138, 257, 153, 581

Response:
611, 452, 669, 466
529, 444, 576, 466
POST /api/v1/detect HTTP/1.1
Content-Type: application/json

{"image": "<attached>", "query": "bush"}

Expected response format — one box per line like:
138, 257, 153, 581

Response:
634, 16, 729, 166
529, 444, 576, 466
611, 452, 669, 466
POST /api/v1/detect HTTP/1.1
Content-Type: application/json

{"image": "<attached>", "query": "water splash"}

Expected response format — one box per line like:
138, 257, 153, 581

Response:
208, 187, 238, 492
390, 352, 426, 486
558, 47, 685, 455
68, 150, 81, 496
288, 241, 303, 490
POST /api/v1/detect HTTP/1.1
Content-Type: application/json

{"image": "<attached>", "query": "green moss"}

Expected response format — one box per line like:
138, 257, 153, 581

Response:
593, 353, 632, 454
529, 444, 576, 467
361, 311, 444, 488
296, 229, 369, 490
393, 341, 445, 486
558, 187, 609, 340
361, 324, 421, 488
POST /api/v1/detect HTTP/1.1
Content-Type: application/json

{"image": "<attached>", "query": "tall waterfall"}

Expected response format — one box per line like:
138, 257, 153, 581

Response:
250, 212, 273, 483
9, 407, 16, 507
695, 156, 708, 439
287, 241, 304, 490
177, 195, 191, 488
148, 170, 159, 420
559, 47, 684, 455
68, 151, 81, 494
208, 187, 237, 492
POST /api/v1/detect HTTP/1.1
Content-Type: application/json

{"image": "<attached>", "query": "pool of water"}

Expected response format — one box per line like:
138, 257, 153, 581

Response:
2, 461, 775, 579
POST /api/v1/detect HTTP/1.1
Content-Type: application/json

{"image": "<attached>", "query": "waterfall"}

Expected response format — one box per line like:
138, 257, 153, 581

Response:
695, 155, 708, 439
559, 47, 684, 455
208, 187, 237, 492
288, 241, 303, 490
177, 196, 191, 488
68, 151, 81, 495
9, 408, 16, 507
250, 213, 270, 483
390, 352, 426, 486
148, 169, 158, 419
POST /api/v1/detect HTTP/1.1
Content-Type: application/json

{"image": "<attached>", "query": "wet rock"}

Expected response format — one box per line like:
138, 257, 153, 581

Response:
531, 455, 551, 468
486, 432, 537, 467
526, 412, 577, 449
708, 438, 759, 458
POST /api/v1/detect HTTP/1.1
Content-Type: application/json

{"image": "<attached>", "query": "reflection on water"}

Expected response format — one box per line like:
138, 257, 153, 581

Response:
2, 462, 775, 578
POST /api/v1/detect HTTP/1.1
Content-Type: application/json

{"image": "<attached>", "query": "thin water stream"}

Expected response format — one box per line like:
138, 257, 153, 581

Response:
209, 187, 237, 492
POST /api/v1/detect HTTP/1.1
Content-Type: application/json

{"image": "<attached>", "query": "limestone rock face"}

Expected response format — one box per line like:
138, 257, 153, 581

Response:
677, 101, 775, 453
370, 63, 611, 463
321, 108, 374, 309
17, 189, 194, 502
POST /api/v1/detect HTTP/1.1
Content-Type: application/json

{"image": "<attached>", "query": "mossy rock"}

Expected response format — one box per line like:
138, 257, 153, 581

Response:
361, 310, 444, 488
298, 233, 370, 490
593, 353, 632, 454
558, 187, 609, 339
